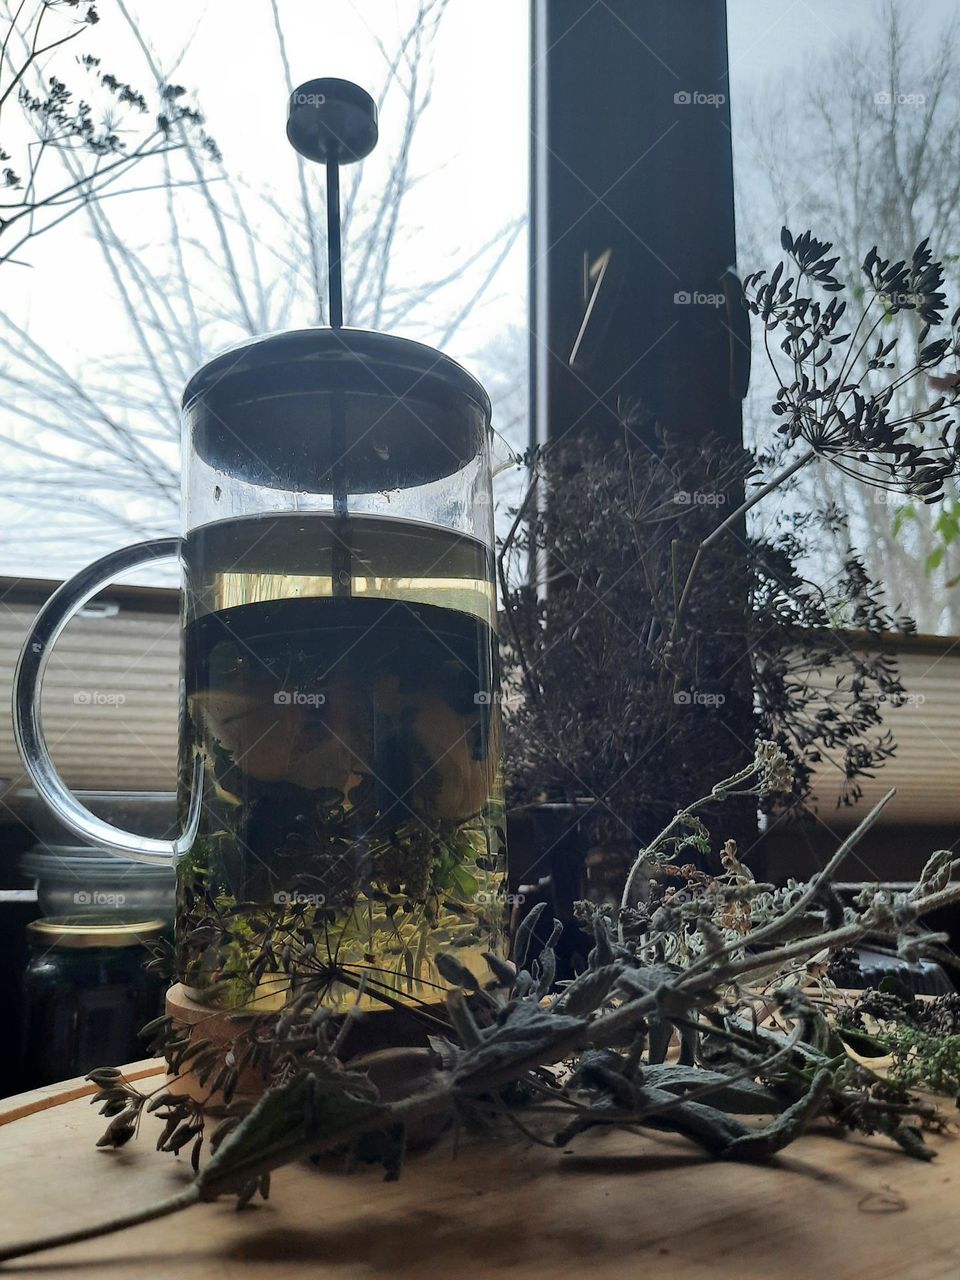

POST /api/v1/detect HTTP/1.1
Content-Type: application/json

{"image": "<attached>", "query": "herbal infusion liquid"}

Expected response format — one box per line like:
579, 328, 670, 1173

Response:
176, 511, 506, 1015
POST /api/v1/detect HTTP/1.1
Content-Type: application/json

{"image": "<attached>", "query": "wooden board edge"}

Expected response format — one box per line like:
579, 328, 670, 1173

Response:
0, 1059, 166, 1127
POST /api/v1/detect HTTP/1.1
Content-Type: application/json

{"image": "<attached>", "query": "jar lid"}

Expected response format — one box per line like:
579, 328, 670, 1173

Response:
27, 919, 167, 950
182, 328, 492, 493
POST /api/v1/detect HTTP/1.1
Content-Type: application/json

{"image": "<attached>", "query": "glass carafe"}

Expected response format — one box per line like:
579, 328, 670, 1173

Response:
14, 328, 507, 1019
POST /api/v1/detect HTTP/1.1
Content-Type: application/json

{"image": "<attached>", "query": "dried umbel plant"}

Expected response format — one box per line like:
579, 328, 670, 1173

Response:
500, 228, 960, 837
667, 229, 960, 650
2, 743, 959, 1264
749, 229, 960, 501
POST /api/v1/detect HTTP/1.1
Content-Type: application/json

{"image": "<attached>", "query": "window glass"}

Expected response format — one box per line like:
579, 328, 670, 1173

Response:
729, 0, 960, 634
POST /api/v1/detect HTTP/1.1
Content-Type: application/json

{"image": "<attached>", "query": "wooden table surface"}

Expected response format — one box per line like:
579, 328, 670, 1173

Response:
1, 1061, 958, 1279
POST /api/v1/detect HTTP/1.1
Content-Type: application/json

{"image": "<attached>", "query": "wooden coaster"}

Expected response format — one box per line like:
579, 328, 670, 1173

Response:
164, 983, 269, 1107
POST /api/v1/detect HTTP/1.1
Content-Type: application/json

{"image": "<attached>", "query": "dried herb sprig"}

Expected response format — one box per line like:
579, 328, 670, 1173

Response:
2, 744, 959, 1265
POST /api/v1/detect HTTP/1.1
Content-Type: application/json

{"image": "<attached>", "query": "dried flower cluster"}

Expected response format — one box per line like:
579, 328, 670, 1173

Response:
749, 230, 960, 500
1, 1, 220, 268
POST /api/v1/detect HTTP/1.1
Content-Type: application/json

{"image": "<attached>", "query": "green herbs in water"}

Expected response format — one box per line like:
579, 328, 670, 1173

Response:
176, 514, 507, 1015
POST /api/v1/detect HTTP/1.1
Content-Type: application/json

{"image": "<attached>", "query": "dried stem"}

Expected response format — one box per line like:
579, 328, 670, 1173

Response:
0, 1186, 201, 1265
668, 446, 817, 647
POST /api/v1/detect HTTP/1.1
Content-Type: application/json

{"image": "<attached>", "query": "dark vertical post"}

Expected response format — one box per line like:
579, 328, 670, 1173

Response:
531, 0, 744, 450
529, 0, 756, 852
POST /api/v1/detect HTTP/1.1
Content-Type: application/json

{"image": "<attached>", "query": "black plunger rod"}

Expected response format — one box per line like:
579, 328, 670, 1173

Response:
326, 154, 343, 329
285, 78, 378, 592
325, 148, 350, 598
286, 78, 377, 324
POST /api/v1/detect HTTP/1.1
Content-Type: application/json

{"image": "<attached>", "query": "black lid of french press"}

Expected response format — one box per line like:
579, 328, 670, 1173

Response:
182, 78, 491, 494
182, 327, 491, 492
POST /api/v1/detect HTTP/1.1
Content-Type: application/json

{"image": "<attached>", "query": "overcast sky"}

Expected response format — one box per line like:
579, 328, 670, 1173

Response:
4, 1, 529, 376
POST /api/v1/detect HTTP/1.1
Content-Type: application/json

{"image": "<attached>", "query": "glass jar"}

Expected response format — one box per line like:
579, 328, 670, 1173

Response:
176, 330, 506, 1014
15, 328, 507, 1032
21, 919, 166, 1085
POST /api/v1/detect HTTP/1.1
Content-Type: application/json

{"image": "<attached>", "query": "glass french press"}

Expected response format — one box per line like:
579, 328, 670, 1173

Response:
14, 80, 507, 1021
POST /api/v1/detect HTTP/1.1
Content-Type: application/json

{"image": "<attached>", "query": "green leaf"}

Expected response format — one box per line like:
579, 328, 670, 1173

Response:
453, 1002, 585, 1084
643, 1064, 780, 1114
448, 864, 479, 899
721, 1070, 832, 1161
925, 546, 945, 575
638, 1090, 752, 1154
805, 1012, 845, 1058
512, 901, 547, 969
934, 502, 960, 545
554, 965, 620, 1016
892, 1124, 936, 1161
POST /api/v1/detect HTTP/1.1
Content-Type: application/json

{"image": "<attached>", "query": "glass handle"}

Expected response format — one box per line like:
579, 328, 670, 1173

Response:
12, 538, 202, 866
